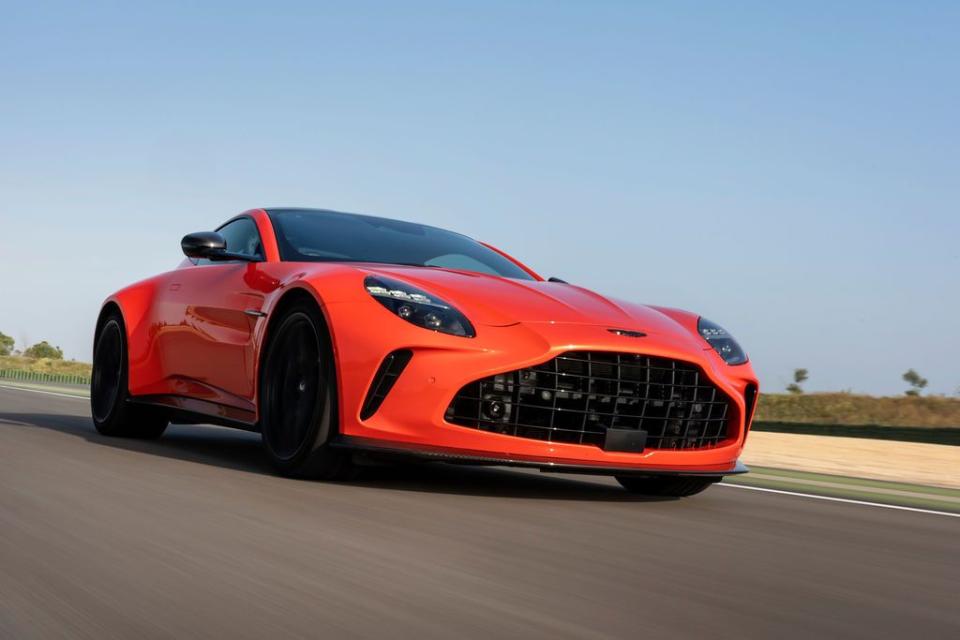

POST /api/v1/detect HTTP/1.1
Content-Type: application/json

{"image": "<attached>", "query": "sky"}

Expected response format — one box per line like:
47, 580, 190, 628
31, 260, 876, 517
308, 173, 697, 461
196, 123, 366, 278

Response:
1, 1, 957, 396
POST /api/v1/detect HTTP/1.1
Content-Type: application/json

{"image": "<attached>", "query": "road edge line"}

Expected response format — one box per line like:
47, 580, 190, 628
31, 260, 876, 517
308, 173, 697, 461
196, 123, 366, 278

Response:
719, 483, 960, 518
0, 384, 89, 400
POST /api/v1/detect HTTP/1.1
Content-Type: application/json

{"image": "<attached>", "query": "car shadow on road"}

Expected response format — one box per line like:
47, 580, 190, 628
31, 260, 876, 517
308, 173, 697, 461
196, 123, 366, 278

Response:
1, 411, 676, 502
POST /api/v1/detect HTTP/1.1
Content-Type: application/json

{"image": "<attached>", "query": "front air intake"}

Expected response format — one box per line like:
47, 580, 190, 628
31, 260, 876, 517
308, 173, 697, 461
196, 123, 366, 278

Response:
445, 351, 733, 450
744, 383, 758, 430
360, 350, 413, 420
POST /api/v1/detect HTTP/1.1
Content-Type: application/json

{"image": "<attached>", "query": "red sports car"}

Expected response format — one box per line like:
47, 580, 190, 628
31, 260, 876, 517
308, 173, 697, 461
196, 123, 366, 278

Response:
92, 208, 758, 496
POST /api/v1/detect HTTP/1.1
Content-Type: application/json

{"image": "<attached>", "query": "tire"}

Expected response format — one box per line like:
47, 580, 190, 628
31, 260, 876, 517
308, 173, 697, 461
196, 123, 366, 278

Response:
616, 475, 718, 497
259, 300, 353, 479
91, 313, 168, 439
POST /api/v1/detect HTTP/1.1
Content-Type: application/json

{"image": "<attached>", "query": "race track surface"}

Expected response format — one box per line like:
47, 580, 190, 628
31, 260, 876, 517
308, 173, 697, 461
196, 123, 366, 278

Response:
1, 386, 957, 639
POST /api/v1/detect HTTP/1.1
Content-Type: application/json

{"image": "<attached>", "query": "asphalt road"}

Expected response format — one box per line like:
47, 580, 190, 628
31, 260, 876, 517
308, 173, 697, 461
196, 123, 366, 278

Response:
1, 386, 957, 639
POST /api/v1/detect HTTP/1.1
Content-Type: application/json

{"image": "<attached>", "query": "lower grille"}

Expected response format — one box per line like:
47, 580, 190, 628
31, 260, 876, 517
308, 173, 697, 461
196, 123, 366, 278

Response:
445, 351, 732, 450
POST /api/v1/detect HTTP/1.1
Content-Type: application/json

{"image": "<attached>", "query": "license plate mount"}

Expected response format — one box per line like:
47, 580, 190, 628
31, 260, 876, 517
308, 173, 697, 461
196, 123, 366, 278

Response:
603, 428, 647, 453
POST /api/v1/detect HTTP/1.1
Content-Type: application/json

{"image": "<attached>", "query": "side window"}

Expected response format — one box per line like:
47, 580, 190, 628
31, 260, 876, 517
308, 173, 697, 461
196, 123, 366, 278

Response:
196, 217, 263, 264
220, 218, 263, 258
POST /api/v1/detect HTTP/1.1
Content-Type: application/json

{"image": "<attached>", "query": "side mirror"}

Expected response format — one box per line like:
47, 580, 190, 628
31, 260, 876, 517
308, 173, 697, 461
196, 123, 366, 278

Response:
547, 277, 569, 284
181, 231, 227, 259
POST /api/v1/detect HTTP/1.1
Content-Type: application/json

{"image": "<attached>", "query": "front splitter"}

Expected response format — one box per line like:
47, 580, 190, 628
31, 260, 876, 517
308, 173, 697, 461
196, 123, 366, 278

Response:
332, 435, 749, 477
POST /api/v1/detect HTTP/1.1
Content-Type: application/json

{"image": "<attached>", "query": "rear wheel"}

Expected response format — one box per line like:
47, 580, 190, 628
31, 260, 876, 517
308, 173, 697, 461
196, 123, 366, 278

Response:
616, 475, 718, 497
91, 313, 168, 438
259, 301, 353, 479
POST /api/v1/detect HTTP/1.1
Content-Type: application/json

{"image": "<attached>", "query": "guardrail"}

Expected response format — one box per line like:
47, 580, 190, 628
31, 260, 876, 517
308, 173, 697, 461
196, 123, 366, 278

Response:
0, 370, 91, 386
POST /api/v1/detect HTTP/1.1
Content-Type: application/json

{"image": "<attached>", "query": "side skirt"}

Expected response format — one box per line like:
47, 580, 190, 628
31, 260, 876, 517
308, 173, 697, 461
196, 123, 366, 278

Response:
130, 394, 260, 432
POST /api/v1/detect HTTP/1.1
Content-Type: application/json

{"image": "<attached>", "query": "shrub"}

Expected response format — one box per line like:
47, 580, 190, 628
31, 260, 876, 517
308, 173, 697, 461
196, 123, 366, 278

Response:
902, 369, 928, 397
786, 368, 808, 394
0, 331, 13, 356
23, 341, 64, 360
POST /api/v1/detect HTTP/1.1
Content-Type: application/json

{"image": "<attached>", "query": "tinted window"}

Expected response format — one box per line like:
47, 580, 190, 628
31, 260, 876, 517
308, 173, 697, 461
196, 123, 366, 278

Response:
267, 209, 534, 280
195, 217, 263, 265
219, 217, 263, 258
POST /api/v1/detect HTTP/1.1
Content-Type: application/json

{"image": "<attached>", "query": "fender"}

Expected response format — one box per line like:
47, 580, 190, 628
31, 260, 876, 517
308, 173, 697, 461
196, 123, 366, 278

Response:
98, 276, 170, 394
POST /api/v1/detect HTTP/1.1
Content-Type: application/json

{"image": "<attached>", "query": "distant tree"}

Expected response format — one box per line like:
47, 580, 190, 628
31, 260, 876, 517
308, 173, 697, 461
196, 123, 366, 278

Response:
23, 341, 63, 360
0, 331, 13, 356
902, 369, 928, 397
786, 368, 809, 394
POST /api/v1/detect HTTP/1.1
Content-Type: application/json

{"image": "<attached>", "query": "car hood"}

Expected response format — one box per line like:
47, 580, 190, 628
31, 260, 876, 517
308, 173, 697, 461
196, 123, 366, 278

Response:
360, 265, 697, 340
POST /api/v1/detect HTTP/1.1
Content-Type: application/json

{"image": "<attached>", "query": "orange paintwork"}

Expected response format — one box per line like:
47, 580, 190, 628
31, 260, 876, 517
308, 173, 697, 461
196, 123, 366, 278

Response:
103, 208, 759, 472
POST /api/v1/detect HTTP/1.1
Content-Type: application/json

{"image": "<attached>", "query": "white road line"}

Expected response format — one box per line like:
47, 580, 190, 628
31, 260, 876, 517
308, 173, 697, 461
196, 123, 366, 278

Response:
0, 384, 89, 400
720, 483, 960, 518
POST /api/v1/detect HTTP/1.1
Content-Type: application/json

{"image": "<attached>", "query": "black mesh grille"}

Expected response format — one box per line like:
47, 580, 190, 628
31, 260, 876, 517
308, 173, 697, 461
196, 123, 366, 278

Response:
445, 351, 732, 450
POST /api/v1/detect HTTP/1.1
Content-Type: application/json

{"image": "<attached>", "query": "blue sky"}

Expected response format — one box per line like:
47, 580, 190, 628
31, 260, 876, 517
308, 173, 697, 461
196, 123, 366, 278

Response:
1, 1, 957, 395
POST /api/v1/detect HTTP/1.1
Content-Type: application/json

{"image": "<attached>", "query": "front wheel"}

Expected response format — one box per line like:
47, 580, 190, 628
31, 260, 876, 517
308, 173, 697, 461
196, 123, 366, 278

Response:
259, 301, 353, 479
91, 313, 168, 439
616, 475, 719, 497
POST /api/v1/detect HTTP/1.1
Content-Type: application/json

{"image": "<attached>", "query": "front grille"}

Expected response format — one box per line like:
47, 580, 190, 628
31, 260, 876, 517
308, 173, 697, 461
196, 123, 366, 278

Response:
445, 351, 732, 450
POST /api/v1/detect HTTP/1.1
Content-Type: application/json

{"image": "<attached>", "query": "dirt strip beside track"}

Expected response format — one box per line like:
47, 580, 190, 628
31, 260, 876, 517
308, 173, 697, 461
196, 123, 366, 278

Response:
742, 431, 960, 489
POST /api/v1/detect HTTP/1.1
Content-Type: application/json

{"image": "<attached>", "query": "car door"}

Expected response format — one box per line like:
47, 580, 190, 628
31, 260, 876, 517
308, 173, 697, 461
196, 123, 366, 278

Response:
158, 217, 274, 415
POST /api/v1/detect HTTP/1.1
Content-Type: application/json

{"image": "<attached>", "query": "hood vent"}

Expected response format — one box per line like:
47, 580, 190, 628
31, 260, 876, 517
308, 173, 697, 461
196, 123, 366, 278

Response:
607, 329, 647, 338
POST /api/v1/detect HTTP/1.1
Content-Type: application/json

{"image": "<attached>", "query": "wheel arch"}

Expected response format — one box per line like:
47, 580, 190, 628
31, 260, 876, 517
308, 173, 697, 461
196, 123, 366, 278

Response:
93, 301, 124, 350
256, 285, 339, 416
261, 286, 334, 350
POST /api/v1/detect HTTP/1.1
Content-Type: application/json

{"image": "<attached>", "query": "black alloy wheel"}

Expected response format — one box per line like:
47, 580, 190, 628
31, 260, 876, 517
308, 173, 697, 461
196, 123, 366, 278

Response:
91, 319, 123, 423
259, 301, 353, 479
90, 313, 167, 439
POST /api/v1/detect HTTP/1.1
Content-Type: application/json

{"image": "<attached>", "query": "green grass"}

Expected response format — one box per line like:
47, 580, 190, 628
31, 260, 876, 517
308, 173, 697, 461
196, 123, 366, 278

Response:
725, 466, 960, 513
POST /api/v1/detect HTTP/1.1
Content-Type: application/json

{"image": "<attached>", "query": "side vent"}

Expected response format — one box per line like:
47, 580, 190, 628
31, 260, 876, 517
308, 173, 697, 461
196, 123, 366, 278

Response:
359, 350, 413, 420
743, 383, 758, 430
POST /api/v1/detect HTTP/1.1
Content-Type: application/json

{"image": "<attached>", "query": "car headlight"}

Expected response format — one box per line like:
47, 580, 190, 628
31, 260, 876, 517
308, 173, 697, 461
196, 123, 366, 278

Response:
698, 317, 748, 365
364, 276, 476, 338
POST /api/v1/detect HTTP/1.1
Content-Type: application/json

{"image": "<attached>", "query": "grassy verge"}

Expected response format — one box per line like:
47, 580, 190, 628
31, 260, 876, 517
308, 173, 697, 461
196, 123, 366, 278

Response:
724, 466, 960, 514
757, 392, 960, 428
0, 355, 92, 383
753, 393, 960, 445
752, 421, 960, 446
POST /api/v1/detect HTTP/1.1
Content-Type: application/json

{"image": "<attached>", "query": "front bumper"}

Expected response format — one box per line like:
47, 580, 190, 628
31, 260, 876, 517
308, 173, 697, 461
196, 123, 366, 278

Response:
326, 301, 759, 475
333, 435, 750, 477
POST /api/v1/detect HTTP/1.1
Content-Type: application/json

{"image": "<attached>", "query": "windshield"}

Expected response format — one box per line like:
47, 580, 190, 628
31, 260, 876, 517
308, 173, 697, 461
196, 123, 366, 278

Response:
266, 208, 536, 280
